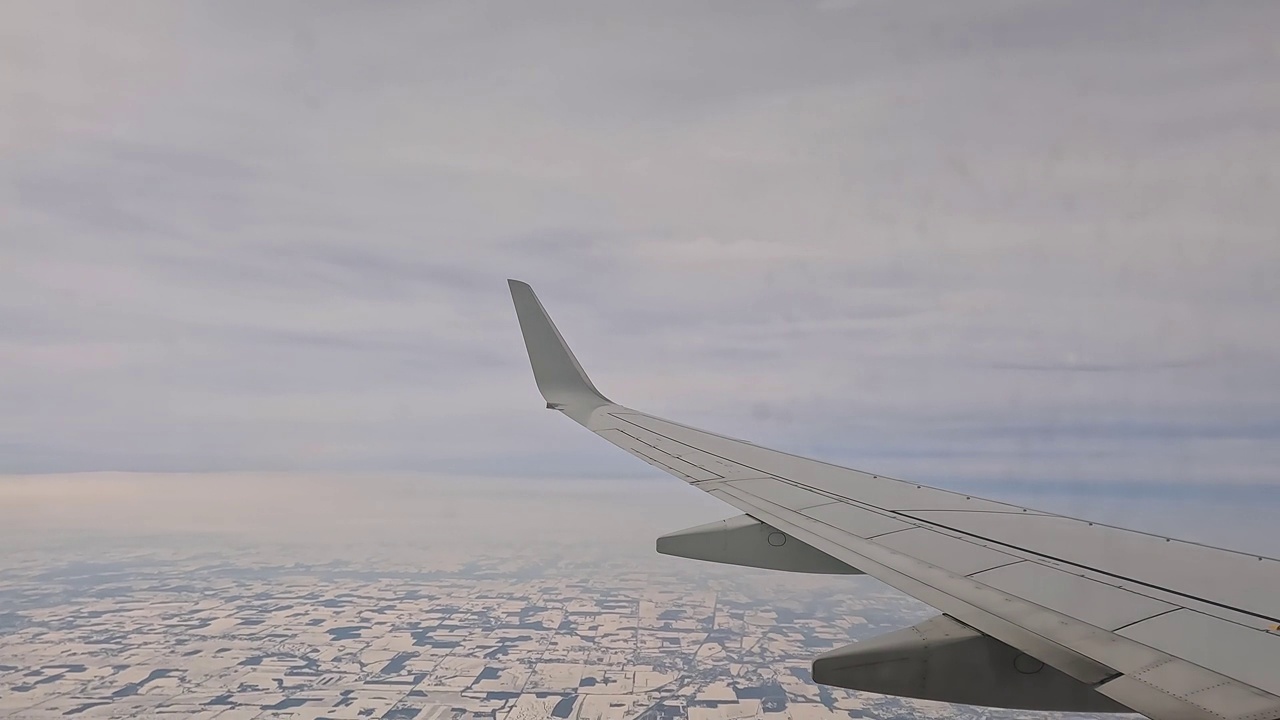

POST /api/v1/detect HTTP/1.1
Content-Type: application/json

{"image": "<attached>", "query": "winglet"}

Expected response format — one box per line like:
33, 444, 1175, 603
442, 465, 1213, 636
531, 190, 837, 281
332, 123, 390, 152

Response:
508, 280, 611, 413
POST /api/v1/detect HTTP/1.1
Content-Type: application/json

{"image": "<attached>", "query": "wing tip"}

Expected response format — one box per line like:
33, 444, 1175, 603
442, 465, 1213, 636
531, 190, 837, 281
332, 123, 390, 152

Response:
508, 279, 611, 413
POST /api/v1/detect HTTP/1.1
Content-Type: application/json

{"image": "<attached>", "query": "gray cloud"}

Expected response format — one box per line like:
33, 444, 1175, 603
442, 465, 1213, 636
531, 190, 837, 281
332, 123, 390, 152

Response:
2, 1, 1279, 501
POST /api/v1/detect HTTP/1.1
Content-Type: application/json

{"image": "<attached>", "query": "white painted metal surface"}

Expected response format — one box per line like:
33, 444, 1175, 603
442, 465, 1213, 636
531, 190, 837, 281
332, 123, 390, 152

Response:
1119, 609, 1280, 697
508, 280, 1280, 720
971, 562, 1178, 630
872, 527, 1021, 577
729, 477, 835, 510
802, 502, 914, 538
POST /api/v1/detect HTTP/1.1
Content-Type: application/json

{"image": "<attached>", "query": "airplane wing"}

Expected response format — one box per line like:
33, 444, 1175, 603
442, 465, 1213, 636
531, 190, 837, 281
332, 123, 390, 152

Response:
507, 280, 1280, 720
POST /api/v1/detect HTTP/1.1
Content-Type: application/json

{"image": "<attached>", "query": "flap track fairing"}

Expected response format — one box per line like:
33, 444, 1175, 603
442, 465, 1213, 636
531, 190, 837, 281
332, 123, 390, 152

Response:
813, 615, 1129, 712
657, 514, 862, 574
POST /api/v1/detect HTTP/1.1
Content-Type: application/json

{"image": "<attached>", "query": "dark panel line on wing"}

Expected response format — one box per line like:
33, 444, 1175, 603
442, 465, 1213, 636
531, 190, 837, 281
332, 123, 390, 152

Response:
894, 509, 1052, 515
629, 447, 690, 480
865, 528, 914, 540
606, 413, 1280, 563
1107, 608, 1181, 634
600, 427, 725, 481
966, 559, 1027, 577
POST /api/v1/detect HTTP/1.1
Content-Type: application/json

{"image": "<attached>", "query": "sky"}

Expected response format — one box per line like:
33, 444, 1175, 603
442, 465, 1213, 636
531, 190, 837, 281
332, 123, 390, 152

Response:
3, 1, 1280, 532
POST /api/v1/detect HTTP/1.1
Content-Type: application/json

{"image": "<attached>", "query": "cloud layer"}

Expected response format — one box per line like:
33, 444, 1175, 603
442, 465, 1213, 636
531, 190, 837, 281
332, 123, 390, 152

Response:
3, 2, 1279, 497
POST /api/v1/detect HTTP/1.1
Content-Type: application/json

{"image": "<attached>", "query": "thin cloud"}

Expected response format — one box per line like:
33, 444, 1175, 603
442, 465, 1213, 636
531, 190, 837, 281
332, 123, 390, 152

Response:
1, 1, 1277, 496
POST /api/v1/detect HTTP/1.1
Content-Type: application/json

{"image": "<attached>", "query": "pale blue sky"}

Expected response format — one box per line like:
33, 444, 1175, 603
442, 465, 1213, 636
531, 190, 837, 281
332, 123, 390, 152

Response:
3, 1, 1279, 508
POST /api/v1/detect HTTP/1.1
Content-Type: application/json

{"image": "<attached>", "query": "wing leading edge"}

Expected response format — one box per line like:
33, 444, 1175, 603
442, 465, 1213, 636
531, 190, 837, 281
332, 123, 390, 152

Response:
507, 279, 1280, 720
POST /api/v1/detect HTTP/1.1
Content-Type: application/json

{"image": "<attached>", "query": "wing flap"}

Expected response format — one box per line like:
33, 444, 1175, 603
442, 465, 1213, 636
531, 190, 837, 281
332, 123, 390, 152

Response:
1118, 610, 1280, 698
872, 528, 1021, 577
728, 477, 837, 511
903, 510, 1280, 625
804, 502, 915, 539
971, 562, 1179, 630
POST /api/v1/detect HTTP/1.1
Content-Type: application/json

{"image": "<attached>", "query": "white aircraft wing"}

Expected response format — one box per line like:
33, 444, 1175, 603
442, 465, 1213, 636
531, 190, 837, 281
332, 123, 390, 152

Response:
508, 279, 1280, 720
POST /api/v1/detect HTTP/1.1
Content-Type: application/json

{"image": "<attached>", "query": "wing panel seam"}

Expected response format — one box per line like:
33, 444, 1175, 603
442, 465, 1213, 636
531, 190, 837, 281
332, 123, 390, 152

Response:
1108, 608, 1182, 634
598, 427, 725, 481
606, 412, 1280, 564
966, 559, 1026, 577
610, 414, 1280, 626
718, 487, 1280, 716
713, 487, 1122, 681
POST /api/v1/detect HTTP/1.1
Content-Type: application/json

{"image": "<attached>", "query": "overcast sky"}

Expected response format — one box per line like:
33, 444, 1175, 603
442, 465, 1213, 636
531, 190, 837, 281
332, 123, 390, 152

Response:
4, 2, 1280, 505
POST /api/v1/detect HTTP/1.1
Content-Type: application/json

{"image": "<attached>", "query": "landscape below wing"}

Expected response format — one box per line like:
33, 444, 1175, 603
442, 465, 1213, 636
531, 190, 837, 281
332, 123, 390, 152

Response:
508, 279, 1280, 720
